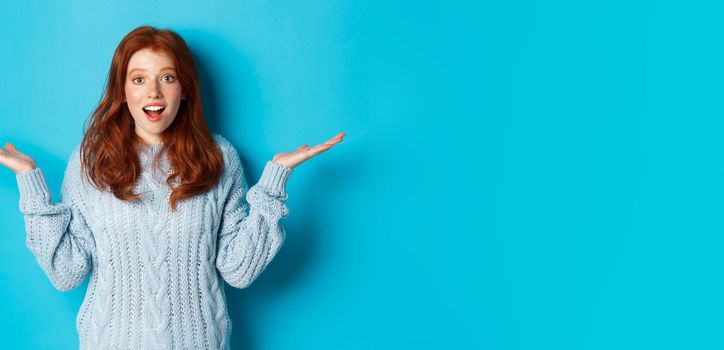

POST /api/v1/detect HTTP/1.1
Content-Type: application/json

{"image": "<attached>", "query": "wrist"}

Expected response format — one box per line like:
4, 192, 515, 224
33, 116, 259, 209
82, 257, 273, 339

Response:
259, 160, 293, 198
16, 166, 37, 175
272, 160, 295, 170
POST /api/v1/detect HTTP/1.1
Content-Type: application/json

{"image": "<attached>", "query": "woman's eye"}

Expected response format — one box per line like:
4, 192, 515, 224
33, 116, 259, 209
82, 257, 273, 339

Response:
163, 75, 176, 82
133, 77, 143, 84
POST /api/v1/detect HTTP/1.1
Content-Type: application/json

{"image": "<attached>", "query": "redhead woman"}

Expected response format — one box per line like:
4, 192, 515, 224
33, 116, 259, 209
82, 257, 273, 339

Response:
0, 25, 343, 350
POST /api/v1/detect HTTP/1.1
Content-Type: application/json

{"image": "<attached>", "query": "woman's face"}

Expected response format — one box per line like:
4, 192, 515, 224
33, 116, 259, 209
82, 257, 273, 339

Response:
124, 48, 186, 145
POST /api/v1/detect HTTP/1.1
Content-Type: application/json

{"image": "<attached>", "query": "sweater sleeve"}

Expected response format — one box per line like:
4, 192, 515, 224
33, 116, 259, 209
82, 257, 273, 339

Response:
15, 148, 96, 291
215, 144, 292, 289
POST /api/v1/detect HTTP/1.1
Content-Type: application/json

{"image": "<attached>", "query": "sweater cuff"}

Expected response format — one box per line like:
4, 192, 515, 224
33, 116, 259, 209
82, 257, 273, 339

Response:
257, 161, 292, 198
16, 167, 51, 204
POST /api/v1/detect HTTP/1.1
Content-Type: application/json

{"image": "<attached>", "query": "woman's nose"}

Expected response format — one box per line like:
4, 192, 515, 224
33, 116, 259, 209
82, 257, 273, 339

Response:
147, 81, 162, 98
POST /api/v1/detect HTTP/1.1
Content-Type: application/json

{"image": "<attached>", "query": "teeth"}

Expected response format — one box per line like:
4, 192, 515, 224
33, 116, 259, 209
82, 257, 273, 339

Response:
143, 106, 164, 111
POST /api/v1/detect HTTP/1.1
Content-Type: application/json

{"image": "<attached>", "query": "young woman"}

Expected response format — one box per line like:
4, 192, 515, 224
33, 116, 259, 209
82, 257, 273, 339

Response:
0, 25, 344, 350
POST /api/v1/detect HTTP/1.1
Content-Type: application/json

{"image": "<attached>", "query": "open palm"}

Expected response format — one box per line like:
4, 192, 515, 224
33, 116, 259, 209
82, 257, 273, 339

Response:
272, 132, 345, 169
0, 143, 37, 174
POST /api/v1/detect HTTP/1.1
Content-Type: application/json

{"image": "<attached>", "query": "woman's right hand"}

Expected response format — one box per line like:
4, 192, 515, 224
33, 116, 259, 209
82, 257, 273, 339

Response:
0, 143, 37, 174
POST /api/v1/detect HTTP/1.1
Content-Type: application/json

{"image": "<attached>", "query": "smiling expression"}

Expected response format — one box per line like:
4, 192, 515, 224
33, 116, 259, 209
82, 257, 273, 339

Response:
124, 48, 186, 145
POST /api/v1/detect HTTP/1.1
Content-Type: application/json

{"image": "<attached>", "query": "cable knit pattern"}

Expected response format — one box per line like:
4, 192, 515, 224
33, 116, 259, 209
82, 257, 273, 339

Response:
15, 133, 292, 350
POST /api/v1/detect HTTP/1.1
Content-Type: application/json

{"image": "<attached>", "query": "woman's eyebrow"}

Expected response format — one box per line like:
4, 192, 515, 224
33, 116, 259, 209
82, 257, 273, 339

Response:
127, 67, 176, 75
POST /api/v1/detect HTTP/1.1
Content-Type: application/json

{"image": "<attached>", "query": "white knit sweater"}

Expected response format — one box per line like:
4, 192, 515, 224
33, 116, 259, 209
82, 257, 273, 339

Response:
15, 133, 293, 349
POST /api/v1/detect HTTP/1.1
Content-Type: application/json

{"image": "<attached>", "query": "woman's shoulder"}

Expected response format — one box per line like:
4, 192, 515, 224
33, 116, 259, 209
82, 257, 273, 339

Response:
66, 144, 83, 173
66, 144, 93, 181
62, 143, 95, 191
211, 133, 229, 147
211, 133, 235, 154
211, 133, 243, 170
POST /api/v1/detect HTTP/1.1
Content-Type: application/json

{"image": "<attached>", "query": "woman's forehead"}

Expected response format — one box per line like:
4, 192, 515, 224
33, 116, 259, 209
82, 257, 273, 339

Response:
127, 48, 176, 70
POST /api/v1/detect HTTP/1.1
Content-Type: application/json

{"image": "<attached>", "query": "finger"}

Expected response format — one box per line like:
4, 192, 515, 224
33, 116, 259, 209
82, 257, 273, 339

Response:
308, 143, 333, 156
323, 136, 344, 147
326, 133, 345, 143
318, 133, 343, 145
5, 143, 19, 154
325, 138, 341, 145
322, 137, 343, 147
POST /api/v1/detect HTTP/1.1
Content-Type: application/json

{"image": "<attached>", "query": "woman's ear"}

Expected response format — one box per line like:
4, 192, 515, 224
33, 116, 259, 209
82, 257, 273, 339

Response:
182, 92, 187, 100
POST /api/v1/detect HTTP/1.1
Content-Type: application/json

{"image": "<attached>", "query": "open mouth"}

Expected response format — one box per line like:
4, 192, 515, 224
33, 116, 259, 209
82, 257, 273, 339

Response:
143, 106, 165, 119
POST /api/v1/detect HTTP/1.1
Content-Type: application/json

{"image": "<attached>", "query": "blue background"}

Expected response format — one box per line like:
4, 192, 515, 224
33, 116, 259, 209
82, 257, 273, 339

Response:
0, 0, 720, 349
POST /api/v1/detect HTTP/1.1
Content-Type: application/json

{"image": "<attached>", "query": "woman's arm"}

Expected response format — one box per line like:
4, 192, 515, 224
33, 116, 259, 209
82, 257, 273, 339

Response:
15, 148, 96, 291
215, 143, 292, 289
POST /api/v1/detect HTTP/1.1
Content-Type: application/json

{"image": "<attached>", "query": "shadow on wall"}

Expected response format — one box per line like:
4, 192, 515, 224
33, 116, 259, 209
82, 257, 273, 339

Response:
224, 157, 356, 349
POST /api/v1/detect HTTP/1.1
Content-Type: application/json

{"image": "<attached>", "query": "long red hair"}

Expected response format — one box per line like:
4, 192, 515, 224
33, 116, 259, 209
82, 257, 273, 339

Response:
79, 25, 223, 212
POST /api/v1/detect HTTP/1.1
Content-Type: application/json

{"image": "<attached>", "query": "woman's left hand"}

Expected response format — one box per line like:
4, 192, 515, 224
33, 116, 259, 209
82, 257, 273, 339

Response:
272, 132, 345, 169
